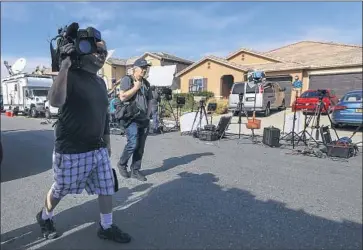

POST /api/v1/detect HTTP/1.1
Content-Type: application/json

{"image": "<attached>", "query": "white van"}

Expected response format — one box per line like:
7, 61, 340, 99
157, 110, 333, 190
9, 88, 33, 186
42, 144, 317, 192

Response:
228, 82, 245, 115
243, 81, 286, 117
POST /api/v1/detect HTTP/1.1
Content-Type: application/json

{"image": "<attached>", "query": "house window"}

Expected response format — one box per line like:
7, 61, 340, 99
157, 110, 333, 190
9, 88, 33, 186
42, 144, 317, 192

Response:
189, 77, 207, 93
241, 54, 245, 61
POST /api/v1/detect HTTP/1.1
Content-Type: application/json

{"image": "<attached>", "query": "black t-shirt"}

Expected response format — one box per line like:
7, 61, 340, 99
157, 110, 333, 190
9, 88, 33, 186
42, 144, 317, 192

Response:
54, 69, 110, 154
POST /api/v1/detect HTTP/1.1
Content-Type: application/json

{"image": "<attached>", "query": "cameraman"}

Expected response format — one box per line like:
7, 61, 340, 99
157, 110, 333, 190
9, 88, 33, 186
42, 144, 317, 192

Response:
117, 58, 152, 182
36, 40, 131, 244
150, 86, 160, 133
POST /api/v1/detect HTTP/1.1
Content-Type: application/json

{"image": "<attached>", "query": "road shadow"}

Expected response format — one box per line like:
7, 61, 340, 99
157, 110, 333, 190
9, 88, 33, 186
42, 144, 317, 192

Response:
1, 129, 54, 183
1, 172, 361, 250
142, 152, 214, 176
0, 183, 153, 250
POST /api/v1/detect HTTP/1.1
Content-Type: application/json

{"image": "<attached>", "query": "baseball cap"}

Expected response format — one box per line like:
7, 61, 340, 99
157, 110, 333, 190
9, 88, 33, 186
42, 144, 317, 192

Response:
133, 58, 151, 68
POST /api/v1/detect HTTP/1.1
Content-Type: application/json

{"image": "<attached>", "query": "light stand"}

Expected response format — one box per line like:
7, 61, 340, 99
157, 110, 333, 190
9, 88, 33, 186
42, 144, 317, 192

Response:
190, 99, 209, 135
280, 90, 301, 149
207, 102, 217, 124
236, 93, 249, 139
175, 96, 186, 129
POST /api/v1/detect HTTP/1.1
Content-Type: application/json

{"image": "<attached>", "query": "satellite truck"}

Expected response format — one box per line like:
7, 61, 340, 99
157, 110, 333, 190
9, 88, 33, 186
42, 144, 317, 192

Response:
1, 58, 56, 118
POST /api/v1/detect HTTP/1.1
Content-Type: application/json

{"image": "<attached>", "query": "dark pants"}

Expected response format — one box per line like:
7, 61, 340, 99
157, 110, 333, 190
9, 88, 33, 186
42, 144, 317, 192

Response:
119, 122, 148, 171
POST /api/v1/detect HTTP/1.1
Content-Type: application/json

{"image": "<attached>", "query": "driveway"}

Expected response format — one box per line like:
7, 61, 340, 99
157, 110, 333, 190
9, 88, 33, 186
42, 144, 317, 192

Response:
1, 115, 362, 250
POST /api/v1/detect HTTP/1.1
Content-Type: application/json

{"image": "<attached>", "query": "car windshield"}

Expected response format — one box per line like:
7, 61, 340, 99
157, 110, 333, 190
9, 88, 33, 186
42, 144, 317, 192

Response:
32, 90, 48, 97
342, 92, 362, 102
232, 83, 245, 94
300, 91, 328, 98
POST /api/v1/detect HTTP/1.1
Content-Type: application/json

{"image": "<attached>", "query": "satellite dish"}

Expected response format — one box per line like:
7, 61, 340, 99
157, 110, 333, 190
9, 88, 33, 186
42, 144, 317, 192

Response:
11, 58, 27, 74
106, 50, 115, 61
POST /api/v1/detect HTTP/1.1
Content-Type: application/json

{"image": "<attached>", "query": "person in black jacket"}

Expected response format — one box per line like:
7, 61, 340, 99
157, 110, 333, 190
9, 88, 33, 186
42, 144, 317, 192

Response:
117, 58, 153, 182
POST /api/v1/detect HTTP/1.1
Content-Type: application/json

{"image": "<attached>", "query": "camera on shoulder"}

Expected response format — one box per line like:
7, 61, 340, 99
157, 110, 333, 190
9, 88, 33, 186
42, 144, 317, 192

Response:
50, 22, 102, 72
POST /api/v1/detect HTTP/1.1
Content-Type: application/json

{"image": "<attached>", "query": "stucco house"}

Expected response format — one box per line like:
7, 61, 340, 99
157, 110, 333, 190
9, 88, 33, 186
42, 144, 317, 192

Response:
175, 41, 363, 107
100, 52, 194, 90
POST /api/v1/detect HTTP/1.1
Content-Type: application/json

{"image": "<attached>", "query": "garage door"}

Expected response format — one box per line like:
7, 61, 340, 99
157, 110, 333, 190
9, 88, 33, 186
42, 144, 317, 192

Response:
309, 72, 363, 98
266, 75, 293, 107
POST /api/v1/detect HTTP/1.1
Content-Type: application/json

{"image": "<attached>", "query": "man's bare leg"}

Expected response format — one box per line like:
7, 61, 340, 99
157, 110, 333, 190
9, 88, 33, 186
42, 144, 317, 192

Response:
97, 194, 131, 243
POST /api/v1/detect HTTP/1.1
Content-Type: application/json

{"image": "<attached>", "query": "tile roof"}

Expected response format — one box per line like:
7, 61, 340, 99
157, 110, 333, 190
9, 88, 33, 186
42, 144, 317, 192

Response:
149, 52, 194, 64
125, 52, 194, 65
264, 41, 363, 68
175, 55, 249, 77
225, 47, 287, 63
107, 57, 127, 66
244, 62, 309, 72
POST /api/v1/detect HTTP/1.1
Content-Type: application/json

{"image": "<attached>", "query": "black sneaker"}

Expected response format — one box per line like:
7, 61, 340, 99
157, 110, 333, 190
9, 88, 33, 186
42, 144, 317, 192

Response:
97, 224, 131, 243
117, 163, 130, 178
36, 210, 58, 239
131, 170, 147, 182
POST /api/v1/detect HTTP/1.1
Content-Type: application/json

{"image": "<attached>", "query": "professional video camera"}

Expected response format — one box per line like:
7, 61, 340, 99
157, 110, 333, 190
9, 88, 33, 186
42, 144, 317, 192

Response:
317, 89, 328, 99
157, 87, 173, 101
50, 22, 102, 72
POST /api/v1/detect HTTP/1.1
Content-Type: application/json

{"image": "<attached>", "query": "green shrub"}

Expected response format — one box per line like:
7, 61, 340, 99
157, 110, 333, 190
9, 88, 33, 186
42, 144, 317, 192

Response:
207, 98, 228, 115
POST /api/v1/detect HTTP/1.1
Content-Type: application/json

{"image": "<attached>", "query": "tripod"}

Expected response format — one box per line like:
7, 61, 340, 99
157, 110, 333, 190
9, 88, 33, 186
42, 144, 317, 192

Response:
305, 94, 340, 147
158, 98, 178, 133
190, 99, 209, 135
295, 112, 318, 146
236, 93, 249, 139
280, 90, 302, 149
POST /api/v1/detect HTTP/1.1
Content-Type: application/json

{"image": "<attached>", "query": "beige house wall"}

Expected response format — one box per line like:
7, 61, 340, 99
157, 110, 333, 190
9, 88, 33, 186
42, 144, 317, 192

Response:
180, 60, 245, 97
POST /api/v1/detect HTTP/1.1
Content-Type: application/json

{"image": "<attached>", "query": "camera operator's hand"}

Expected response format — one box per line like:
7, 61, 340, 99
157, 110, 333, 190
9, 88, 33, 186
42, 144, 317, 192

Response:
59, 43, 76, 69
133, 79, 142, 90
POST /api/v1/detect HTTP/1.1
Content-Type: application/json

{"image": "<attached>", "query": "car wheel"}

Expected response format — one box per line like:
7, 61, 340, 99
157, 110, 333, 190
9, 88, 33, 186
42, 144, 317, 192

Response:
45, 109, 51, 119
264, 103, 271, 117
30, 107, 38, 118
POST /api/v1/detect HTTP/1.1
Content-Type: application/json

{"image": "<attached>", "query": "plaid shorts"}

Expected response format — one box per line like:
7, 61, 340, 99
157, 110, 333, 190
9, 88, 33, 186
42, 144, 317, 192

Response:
51, 147, 115, 199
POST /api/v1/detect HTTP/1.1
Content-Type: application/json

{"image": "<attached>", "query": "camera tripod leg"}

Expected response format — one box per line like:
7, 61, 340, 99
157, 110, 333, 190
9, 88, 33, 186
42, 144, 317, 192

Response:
202, 106, 209, 125
190, 107, 201, 134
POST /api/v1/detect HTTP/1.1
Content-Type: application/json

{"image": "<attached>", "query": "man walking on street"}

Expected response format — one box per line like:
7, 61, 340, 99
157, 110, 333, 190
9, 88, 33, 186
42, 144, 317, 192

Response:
117, 58, 153, 182
36, 39, 131, 243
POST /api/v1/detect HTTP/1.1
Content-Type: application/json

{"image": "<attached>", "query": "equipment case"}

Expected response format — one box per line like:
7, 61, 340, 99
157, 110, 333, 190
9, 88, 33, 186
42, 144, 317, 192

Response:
199, 130, 220, 141
262, 127, 281, 147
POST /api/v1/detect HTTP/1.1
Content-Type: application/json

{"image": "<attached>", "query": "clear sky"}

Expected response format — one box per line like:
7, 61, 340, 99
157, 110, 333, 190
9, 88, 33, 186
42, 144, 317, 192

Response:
1, 1, 362, 76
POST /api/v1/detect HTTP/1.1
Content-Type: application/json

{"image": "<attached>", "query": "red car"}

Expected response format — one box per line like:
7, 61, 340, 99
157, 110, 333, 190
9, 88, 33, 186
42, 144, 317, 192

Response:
292, 89, 339, 114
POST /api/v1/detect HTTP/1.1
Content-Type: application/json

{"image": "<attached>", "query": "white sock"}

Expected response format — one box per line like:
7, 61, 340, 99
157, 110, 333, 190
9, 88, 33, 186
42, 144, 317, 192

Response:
42, 207, 54, 220
100, 213, 113, 229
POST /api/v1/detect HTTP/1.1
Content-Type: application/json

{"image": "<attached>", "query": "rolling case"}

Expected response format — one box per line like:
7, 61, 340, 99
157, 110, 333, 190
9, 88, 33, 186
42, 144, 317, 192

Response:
262, 126, 281, 147
204, 124, 216, 131
199, 130, 220, 141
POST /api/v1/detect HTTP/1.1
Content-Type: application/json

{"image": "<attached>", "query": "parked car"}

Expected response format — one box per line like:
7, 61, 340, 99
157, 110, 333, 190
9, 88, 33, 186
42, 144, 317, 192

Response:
243, 81, 286, 117
331, 90, 363, 127
292, 89, 339, 114
228, 82, 245, 115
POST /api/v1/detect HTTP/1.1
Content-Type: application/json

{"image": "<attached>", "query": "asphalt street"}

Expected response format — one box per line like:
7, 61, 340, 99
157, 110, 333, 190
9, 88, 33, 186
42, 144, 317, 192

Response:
1, 115, 362, 250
